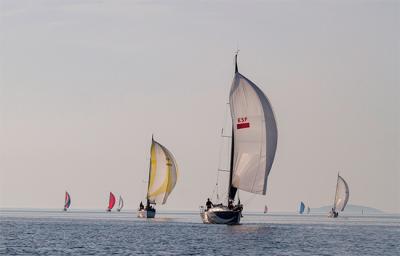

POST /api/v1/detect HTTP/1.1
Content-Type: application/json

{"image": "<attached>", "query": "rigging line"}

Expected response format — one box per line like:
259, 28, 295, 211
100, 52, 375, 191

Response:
214, 102, 232, 202
242, 194, 257, 205
211, 166, 220, 201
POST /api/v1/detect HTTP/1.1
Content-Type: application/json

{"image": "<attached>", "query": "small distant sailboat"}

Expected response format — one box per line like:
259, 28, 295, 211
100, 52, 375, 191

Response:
264, 205, 268, 214
117, 195, 124, 212
137, 136, 178, 218
107, 192, 116, 212
299, 201, 305, 214
306, 206, 310, 214
63, 191, 71, 211
329, 173, 350, 218
200, 53, 278, 225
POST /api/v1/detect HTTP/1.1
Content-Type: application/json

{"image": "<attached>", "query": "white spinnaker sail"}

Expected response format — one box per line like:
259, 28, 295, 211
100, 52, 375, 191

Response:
147, 140, 178, 205
118, 196, 124, 210
334, 175, 350, 212
229, 72, 278, 195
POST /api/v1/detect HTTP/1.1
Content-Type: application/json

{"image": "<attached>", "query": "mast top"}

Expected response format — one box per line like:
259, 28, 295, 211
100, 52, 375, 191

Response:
235, 50, 239, 73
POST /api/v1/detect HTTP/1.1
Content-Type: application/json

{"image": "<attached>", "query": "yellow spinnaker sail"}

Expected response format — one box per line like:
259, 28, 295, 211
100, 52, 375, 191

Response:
147, 139, 178, 205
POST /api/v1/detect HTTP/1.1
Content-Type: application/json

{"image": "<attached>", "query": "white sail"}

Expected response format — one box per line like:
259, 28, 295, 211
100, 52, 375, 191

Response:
333, 175, 350, 212
229, 71, 278, 195
117, 196, 124, 211
147, 139, 178, 205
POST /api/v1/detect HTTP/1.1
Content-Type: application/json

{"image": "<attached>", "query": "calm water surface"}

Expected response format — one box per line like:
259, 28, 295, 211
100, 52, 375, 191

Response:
1, 210, 399, 255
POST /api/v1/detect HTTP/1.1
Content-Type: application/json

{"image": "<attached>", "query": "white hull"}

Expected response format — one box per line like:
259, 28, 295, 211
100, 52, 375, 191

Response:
137, 209, 156, 218
200, 205, 241, 225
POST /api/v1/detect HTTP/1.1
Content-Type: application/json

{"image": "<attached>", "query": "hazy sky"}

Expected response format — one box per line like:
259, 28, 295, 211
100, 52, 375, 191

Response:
1, 0, 399, 213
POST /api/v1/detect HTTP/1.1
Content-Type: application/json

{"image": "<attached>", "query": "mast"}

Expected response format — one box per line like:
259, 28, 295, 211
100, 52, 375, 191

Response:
146, 135, 153, 207
228, 53, 239, 202
234, 52, 238, 73
228, 127, 237, 202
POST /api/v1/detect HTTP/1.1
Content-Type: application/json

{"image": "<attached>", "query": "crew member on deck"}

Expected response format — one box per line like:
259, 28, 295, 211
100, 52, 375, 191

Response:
146, 201, 152, 210
139, 201, 144, 210
206, 198, 213, 210
228, 200, 234, 210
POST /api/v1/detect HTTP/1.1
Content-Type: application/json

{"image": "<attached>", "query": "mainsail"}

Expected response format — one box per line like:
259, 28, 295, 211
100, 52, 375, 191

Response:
333, 175, 350, 212
299, 201, 305, 214
117, 196, 124, 211
64, 191, 71, 209
108, 192, 116, 210
147, 138, 178, 205
228, 54, 278, 200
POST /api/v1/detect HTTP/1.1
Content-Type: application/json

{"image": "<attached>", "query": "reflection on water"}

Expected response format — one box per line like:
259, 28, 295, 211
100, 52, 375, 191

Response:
227, 224, 271, 234
0, 209, 399, 256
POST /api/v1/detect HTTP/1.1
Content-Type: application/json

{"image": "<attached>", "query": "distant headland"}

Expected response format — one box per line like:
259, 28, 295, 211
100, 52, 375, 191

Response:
312, 204, 383, 214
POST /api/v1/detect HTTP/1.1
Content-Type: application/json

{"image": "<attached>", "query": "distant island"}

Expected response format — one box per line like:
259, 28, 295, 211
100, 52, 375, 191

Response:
312, 204, 383, 214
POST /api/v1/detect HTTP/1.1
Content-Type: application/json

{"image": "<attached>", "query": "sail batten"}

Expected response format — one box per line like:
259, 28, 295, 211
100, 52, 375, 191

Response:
147, 139, 178, 205
229, 72, 278, 195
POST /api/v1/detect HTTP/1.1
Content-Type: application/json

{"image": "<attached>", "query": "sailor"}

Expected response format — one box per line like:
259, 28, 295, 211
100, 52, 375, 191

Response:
206, 198, 213, 210
228, 200, 234, 210
139, 201, 144, 210
330, 208, 338, 217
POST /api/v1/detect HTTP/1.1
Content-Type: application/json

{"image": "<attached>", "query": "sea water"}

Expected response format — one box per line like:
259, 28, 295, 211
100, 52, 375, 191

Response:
0, 209, 399, 255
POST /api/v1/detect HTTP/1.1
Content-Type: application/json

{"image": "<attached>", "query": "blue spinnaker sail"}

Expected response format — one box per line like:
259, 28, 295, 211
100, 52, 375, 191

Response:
299, 201, 305, 214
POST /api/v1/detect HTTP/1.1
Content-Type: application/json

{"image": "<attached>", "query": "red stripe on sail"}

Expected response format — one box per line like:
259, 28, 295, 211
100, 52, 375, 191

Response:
109, 192, 116, 210
237, 122, 250, 129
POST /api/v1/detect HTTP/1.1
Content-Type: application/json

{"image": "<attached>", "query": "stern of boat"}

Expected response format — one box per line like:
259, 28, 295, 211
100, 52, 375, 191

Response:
137, 208, 156, 218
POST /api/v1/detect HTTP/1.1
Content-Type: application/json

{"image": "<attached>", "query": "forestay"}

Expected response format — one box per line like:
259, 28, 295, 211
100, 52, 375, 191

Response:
229, 72, 278, 195
147, 139, 178, 204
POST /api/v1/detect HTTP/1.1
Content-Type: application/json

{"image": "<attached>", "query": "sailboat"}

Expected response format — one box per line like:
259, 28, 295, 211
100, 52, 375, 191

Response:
329, 173, 350, 218
137, 136, 178, 218
264, 205, 268, 214
306, 206, 310, 214
63, 191, 71, 211
200, 53, 278, 225
299, 201, 305, 214
117, 195, 124, 212
107, 192, 116, 212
